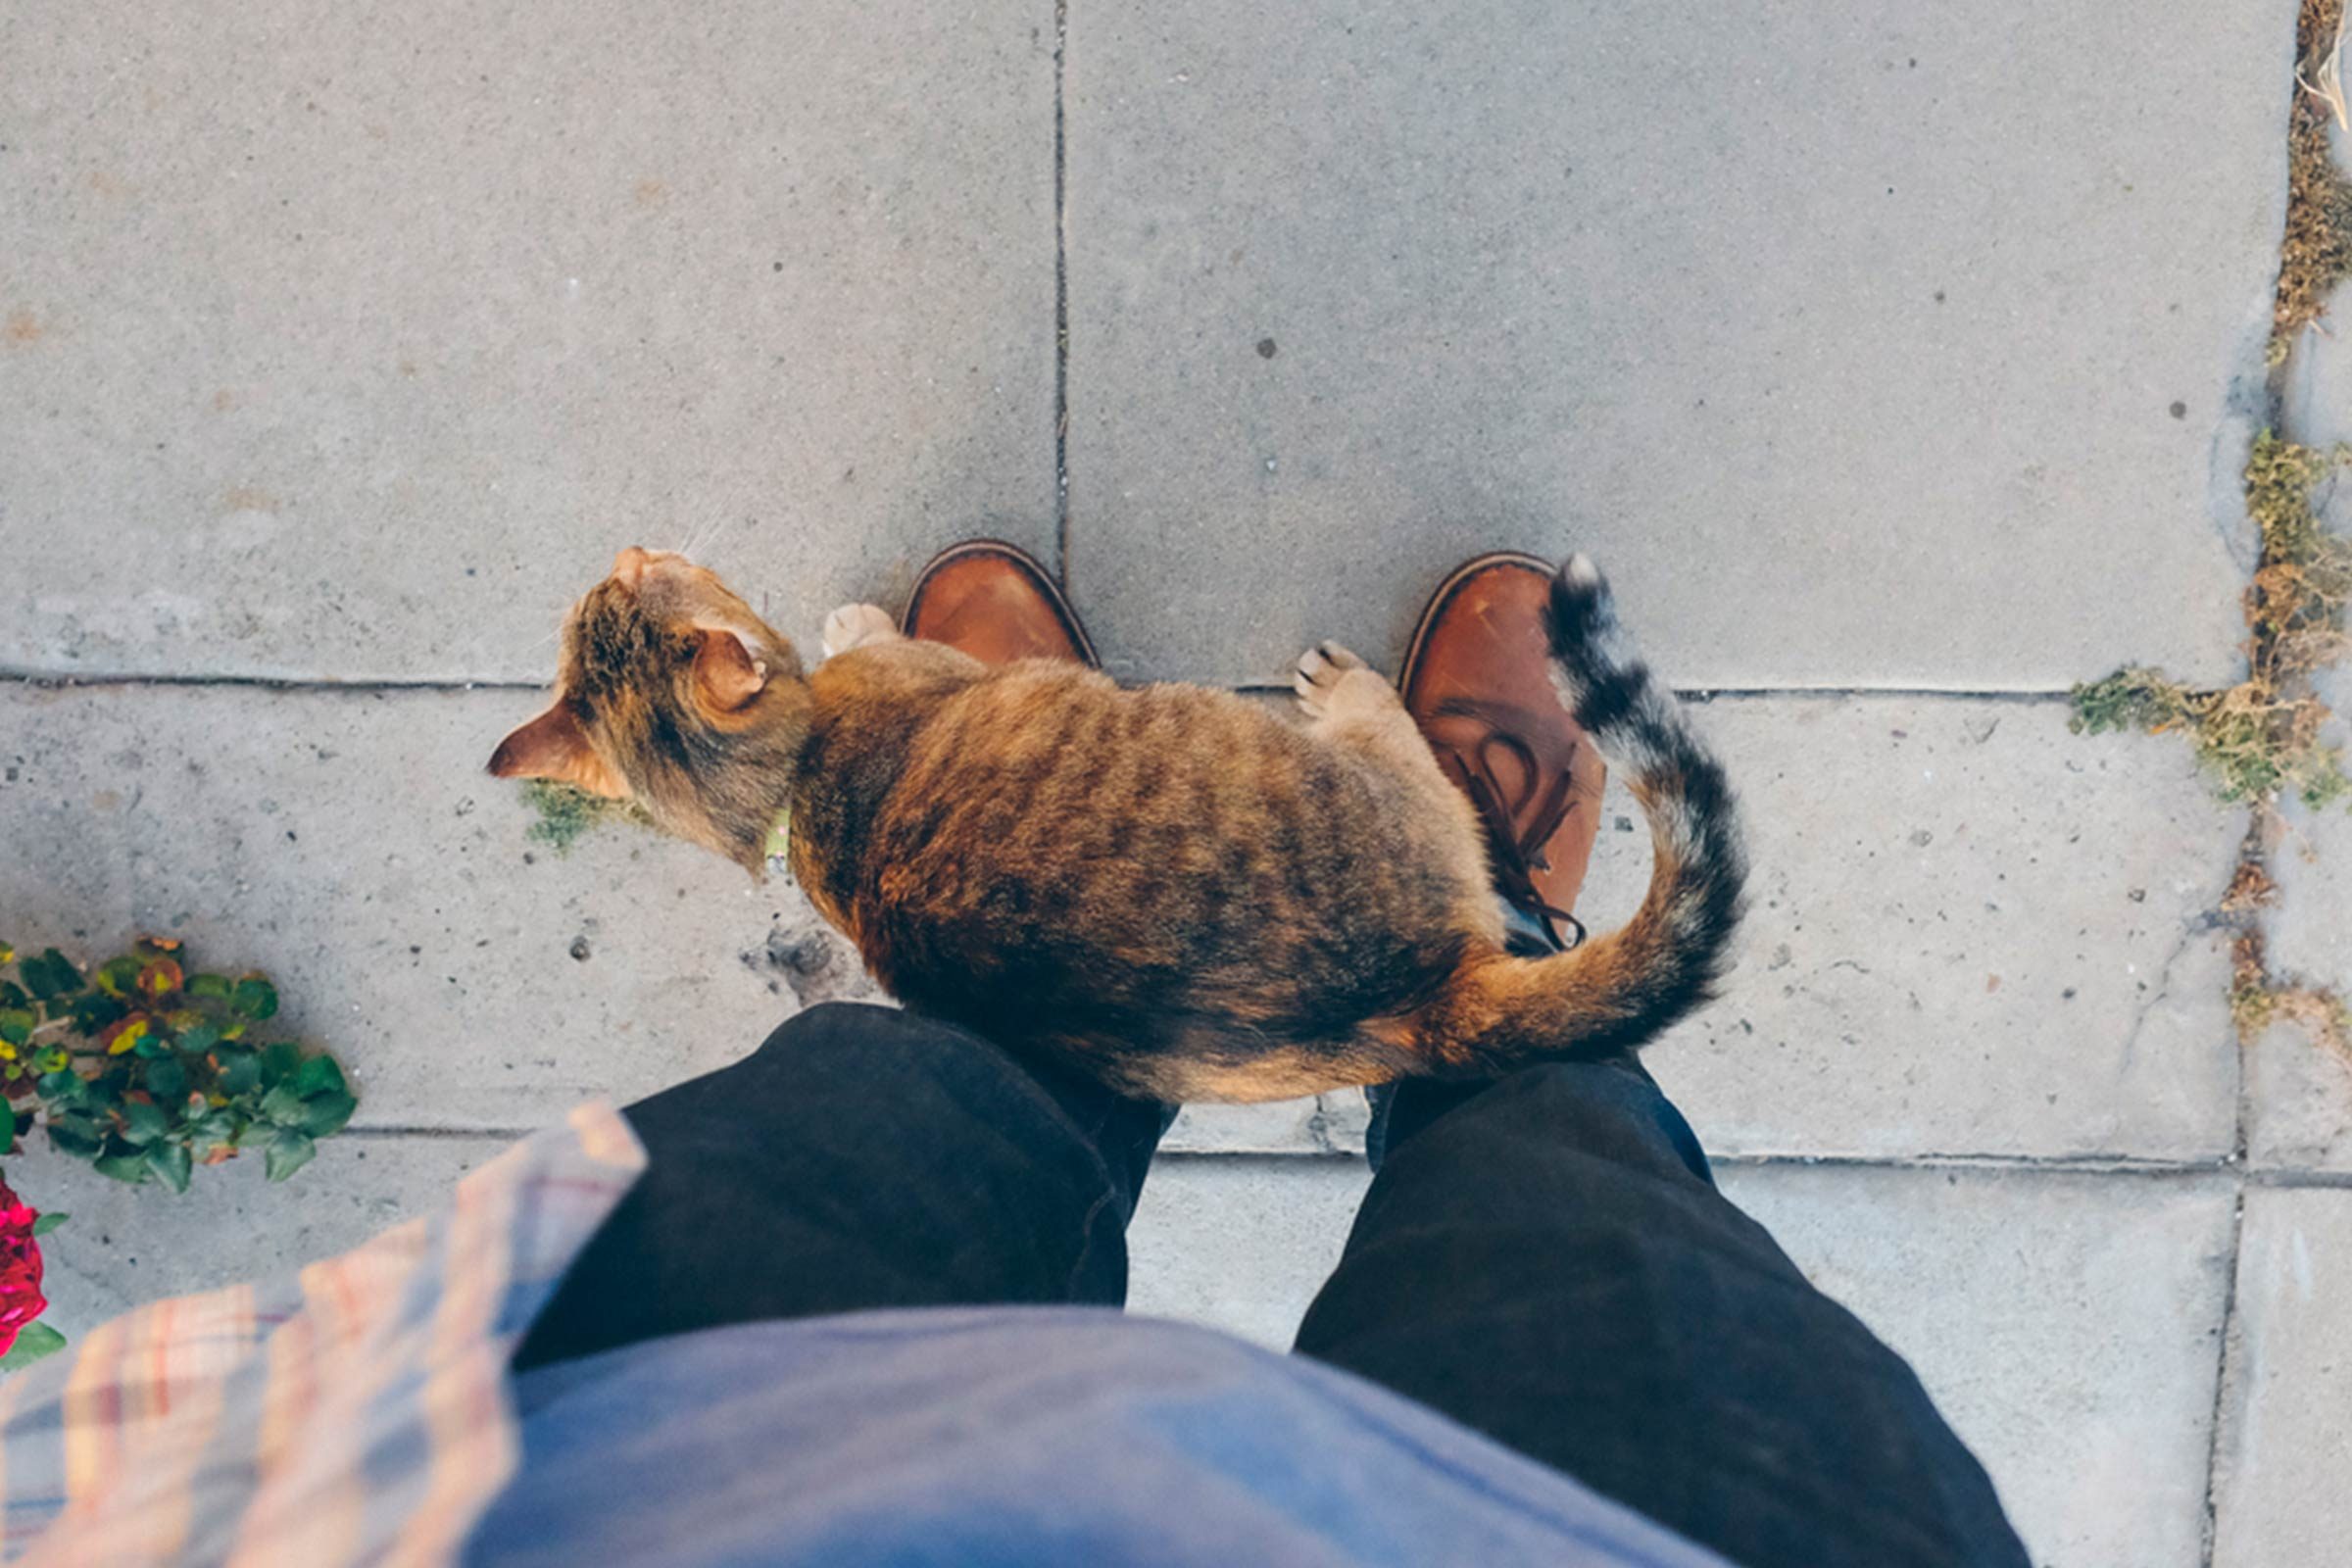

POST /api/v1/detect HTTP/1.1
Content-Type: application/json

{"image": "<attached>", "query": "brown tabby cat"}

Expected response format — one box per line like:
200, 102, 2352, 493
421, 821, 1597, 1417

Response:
488, 550, 1744, 1102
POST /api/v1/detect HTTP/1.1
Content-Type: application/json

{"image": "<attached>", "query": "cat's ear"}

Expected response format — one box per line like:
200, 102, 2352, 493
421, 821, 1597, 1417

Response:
691, 627, 768, 713
486, 702, 628, 798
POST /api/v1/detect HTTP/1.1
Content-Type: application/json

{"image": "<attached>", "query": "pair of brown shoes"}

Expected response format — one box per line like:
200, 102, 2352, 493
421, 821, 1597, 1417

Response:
901, 541, 1604, 950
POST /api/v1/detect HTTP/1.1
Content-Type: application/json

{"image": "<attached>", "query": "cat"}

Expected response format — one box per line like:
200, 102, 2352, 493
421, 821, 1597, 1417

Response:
488, 549, 1745, 1102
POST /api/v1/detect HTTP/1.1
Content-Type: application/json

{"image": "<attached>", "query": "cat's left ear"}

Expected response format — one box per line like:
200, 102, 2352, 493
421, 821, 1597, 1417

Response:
691, 627, 768, 713
487, 702, 629, 797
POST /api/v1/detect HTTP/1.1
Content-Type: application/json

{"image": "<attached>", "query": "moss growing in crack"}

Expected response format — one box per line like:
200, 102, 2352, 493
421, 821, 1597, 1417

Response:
520, 780, 651, 855
2071, 432, 2352, 809
2069, 666, 2196, 740
2275, 0, 2352, 358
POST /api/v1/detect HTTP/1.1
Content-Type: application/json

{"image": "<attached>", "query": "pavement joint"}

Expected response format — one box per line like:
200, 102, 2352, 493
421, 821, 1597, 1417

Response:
5, 673, 2090, 703
0, 672, 546, 693
1052, 0, 1072, 583
2199, 1188, 2248, 1568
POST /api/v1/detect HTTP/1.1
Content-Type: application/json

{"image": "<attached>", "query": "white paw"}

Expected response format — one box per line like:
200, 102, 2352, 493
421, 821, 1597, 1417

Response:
1293, 641, 1372, 720
821, 603, 901, 659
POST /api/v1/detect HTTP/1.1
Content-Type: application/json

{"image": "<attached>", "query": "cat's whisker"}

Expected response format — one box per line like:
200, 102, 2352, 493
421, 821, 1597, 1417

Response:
684, 513, 741, 564
693, 513, 733, 558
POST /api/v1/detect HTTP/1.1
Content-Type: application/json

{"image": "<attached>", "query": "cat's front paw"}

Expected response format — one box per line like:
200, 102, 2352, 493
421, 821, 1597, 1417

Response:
822, 603, 902, 659
1294, 641, 1388, 722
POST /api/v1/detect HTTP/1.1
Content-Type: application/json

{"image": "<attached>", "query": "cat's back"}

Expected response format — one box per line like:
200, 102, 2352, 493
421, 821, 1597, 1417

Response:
857, 661, 1482, 1046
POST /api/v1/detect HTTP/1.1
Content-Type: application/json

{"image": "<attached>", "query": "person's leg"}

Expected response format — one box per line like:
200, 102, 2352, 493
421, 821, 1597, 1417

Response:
514, 1002, 1170, 1370
1296, 1067, 2028, 1568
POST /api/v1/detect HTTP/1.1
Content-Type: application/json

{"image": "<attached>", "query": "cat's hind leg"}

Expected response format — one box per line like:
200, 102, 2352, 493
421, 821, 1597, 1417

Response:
822, 603, 904, 659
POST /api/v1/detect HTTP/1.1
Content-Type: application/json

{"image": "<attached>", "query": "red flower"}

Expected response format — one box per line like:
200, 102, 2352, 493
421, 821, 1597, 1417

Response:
0, 1179, 47, 1357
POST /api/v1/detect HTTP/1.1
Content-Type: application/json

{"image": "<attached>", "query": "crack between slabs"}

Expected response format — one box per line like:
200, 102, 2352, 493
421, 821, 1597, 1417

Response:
344, 1125, 2315, 1179
2198, 1187, 2248, 1568
0, 671, 546, 693
1052, 0, 1071, 585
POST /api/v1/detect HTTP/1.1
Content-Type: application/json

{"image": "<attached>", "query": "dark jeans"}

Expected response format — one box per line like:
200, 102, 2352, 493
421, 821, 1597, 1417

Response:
517, 1004, 2028, 1568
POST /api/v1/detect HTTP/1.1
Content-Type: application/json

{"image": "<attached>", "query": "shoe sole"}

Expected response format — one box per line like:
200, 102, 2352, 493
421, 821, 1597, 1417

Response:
900, 538, 1102, 669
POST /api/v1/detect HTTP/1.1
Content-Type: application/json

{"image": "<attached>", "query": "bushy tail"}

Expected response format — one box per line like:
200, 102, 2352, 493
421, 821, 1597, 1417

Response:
1419, 555, 1747, 1071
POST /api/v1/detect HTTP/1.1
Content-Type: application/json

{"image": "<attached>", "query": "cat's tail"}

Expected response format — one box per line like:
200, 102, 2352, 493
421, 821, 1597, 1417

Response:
1410, 555, 1747, 1072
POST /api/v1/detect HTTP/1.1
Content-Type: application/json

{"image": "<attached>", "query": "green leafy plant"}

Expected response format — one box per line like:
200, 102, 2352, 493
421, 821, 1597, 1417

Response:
0, 937, 358, 1375
0, 937, 358, 1192
2071, 433, 2352, 809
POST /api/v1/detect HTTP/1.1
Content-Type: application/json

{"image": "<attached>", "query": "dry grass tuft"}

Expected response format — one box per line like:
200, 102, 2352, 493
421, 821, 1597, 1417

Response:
2231, 926, 2352, 1055
2277, 0, 2352, 356
2223, 858, 2281, 912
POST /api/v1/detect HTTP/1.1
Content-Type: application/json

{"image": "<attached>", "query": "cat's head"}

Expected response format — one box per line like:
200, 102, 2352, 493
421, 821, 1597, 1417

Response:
488, 547, 811, 871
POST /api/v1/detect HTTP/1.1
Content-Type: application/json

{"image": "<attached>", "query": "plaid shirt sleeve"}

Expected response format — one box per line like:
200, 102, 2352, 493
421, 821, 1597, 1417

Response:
0, 1102, 646, 1568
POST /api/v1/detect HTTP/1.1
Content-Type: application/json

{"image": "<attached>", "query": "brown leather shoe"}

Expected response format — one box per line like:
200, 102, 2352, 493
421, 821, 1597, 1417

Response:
1400, 553, 1607, 952
902, 539, 1099, 667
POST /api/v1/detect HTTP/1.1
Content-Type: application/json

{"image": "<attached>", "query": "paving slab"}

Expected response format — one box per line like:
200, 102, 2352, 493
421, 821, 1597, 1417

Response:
2249, 791, 2352, 1170
1125, 1156, 2234, 1568
2244, 1020, 2352, 1172
1576, 696, 2238, 1160
1125, 1155, 1369, 1348
1155, 694, 2246, 1162
1719, 1165, 2235, 1568
0, 0, 1054, 682
0, 682, 828, 1130
1065, 0, 2280, 690
22, 1131, 506, 1342
2280, 274, 2352, 467
2210, 1185, 2352, 1568
1163, 1092, 1368, 1155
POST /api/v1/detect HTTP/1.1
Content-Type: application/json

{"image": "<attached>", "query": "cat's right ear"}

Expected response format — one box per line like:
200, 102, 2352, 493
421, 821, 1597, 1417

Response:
487, 702, 629, 798
690, 627, 768, 714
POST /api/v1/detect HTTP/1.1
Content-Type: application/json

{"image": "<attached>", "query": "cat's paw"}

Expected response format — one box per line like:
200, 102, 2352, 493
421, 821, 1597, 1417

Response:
821, 603, 902, 659
1294, 641, 1386, 721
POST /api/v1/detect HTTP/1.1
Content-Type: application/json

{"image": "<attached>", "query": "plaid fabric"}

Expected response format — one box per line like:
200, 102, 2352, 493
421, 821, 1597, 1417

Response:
0, 1104, 645, 1567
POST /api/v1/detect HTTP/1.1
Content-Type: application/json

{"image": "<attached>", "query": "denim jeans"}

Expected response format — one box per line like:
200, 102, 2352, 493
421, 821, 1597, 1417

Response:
516, 1003, 2028, 1568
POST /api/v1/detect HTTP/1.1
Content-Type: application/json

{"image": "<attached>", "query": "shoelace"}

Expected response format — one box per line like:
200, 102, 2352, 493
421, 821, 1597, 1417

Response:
1436, 727, 1589, 953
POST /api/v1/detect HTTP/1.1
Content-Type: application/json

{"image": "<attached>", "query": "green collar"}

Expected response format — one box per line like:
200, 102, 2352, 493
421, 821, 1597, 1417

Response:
764, 807, 793, 865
